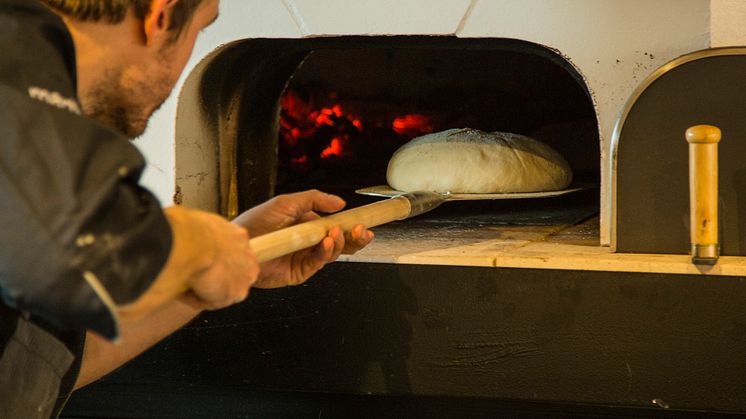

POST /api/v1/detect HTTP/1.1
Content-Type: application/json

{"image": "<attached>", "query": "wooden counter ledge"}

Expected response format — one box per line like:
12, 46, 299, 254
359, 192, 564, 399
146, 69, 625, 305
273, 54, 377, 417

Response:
339, 217, 746, 277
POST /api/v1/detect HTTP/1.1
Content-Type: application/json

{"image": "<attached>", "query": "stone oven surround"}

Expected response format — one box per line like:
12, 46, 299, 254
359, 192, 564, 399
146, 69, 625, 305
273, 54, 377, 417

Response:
136, 0, 746, 247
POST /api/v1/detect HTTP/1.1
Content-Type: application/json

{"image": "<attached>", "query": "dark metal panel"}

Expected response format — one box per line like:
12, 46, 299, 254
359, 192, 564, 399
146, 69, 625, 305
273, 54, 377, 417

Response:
616, 53, 746, 255
66, 264, 746, 416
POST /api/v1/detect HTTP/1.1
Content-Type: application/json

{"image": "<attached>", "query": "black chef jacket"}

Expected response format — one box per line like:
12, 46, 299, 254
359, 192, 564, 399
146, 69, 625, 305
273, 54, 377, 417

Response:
0, 0, 173, 417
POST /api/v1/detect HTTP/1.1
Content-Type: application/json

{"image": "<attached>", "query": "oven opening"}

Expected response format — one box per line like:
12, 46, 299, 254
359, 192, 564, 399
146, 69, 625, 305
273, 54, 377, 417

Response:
273, 38, 599, 227
180, 36, 601, 250
278, 43, 601, 197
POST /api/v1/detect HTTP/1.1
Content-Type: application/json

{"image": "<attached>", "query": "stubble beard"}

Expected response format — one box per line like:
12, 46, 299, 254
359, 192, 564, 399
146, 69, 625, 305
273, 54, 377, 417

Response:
80, 61, 172, 139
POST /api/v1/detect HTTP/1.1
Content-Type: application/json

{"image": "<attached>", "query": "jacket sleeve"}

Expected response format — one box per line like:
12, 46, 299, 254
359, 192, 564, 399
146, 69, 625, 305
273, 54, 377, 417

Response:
0, 84, 173, 340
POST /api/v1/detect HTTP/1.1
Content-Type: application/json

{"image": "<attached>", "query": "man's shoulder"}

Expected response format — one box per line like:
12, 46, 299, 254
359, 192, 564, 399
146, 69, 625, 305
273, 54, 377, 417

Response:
0, 0, 78, 100
0, 0, 51, 16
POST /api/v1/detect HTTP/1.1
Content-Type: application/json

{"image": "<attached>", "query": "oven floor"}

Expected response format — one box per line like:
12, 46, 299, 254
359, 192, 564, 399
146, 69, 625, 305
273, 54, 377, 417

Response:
341, 215, 746, 277
341, 211, 599, 267
341, 186, 597, 262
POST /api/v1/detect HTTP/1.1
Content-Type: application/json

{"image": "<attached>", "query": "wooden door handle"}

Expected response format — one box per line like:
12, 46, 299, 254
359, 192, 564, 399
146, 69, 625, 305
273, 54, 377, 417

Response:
685, 125, 721, 264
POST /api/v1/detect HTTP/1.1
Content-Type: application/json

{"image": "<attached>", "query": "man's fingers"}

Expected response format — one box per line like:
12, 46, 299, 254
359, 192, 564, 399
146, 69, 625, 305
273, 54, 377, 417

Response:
294, 236, 334, 283
299, 211, 320, 223
309, 190, 346, 214
343, 224, 374, 254
329, 226, 345, 261
286, 189, 346, 216
350, 224, 366, 241
233, 287, 251, 305
304, 228, 342, 273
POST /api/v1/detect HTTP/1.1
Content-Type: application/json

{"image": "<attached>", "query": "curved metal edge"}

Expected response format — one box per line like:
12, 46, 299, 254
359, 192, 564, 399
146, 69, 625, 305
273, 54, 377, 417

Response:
608, 46, 746, 252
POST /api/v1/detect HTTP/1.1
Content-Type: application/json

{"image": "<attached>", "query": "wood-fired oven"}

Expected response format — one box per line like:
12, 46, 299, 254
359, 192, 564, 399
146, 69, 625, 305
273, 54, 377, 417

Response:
64, 1, 746, 418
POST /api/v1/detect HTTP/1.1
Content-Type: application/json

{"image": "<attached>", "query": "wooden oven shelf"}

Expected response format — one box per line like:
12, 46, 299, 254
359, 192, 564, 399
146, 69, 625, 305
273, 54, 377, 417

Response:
340, 217, 746, 277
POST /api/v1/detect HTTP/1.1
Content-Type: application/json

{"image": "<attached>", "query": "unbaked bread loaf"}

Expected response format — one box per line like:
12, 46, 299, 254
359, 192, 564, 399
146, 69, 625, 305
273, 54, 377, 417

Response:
386, 128, 572, 193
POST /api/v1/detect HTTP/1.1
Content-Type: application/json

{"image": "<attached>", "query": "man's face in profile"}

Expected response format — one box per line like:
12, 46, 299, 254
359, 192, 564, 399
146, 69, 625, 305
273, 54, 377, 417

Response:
81, 0, 219, 138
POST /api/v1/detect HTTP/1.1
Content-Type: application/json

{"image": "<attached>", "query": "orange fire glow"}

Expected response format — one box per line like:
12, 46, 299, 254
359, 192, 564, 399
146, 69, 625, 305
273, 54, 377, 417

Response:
290, 155, 308, 165
280, 89, 435, 169
280, 90, 362, 161
392, 114, 434, 137
320, 137, 343, 158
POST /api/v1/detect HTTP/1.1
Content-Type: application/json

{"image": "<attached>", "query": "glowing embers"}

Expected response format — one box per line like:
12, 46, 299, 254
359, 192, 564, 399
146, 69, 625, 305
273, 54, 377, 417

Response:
279, 90, 364, 167
320, 137, 343, 158
277, 88, 436, 193
279, 89, 436, 164
392, 114, 434, 137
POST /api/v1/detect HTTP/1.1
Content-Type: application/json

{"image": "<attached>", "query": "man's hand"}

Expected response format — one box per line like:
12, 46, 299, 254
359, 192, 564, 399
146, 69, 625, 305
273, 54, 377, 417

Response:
166, 207, 260, 310
232, 190, 374, 288
118, 206, 260, 320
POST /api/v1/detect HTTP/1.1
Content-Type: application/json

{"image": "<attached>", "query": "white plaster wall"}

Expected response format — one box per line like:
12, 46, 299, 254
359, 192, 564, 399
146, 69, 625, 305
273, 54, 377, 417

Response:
711, 0, 746, 47
136, 0, 721, 246
287, 0, 472, 35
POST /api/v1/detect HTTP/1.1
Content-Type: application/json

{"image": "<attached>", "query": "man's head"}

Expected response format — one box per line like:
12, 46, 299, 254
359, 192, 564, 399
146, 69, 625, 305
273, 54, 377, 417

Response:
43, 0, 219, 138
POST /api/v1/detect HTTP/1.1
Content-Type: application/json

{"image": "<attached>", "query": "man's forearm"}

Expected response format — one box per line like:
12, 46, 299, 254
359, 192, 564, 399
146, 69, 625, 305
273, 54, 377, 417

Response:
74, 205, 259, 389
74, 297, 203, 389
113, 207, 212, 324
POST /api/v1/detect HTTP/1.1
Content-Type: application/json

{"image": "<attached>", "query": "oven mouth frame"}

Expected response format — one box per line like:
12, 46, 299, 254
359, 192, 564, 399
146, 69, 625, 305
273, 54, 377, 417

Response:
174, 35, 600, 221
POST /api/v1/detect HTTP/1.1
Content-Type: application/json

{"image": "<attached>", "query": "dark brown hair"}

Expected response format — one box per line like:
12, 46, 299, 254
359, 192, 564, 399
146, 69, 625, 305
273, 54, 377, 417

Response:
41, 0, 204, 38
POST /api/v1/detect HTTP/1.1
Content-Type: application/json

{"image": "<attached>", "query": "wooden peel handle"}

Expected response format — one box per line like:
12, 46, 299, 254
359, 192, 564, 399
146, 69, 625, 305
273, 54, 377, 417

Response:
248, 196, 412, 263
685, 125, 721, 264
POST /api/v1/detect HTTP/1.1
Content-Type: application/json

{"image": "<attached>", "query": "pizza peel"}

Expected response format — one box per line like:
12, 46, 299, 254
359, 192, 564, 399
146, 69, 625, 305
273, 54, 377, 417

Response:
355, 184, 589, 200
248, 183, 590, 263
248, 190, 446, 262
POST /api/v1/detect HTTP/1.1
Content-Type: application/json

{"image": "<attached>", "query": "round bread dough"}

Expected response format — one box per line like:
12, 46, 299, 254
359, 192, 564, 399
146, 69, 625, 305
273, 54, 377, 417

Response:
386, 128, 572, 193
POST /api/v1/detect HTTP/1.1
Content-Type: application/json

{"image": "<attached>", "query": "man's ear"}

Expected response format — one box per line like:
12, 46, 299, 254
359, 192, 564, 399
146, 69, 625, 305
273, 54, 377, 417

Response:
143, 0, 177, 47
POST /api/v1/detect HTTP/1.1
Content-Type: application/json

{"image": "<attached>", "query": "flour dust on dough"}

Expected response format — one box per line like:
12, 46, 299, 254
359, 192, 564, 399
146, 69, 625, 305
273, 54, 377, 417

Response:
386, 128, 572, 193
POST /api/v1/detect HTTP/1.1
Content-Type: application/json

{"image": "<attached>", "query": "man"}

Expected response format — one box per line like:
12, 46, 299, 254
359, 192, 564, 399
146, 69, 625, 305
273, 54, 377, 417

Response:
0, 0, 373, 417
